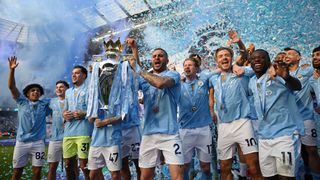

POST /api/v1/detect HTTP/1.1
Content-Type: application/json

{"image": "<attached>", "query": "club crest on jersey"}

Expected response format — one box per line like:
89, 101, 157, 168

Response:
198, 80, 204, 87
266, 89, 272, 96
80, 91, 85, 96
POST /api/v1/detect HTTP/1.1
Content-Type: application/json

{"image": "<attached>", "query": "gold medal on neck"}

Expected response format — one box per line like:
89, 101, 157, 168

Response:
221, 74, 226, 81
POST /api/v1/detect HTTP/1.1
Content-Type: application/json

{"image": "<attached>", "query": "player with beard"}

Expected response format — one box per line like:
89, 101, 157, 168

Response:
63, 65, 93, 180
249, 49, 304, 179
209, 47, 263, 180
129, 48, 184, 180
284, 47, 320, 179
47, 80, 69, 180
311, 46, 320, 114
178, 58, 213, 180
8, 56, 51, 180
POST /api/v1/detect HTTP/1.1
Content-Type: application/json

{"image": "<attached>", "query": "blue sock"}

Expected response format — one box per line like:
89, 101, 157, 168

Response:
183, 170, 189, 180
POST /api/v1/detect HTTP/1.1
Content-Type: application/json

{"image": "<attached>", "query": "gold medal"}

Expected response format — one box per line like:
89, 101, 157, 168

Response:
221, 74, 226, 81
192, 106, 197, 112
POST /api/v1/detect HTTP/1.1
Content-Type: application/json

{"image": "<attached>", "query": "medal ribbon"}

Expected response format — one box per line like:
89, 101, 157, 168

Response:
182, 79, 200, 110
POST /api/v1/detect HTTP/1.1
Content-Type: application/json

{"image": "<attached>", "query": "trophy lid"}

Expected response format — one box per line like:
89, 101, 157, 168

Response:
103, 37, 123, 55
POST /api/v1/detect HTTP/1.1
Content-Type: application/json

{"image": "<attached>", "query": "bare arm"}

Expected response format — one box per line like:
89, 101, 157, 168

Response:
274, 62, 301, 91
140, 70, 175, 89
209, 88, 217, 124
95, 116, 122, 128
8, 56, 20, 99
126, 38, 140, 65
228, 30, 248, 66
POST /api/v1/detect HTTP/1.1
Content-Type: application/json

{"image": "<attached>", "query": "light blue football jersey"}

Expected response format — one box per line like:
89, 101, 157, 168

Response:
15, 95, 51, 142
209, 72, 251, 123
178, 73, 212, 129
64, 82, 93, 137
138, 70, 180, 135
49, 97, 65, 141
290, 66, 315, 120
249, 73, 305, 139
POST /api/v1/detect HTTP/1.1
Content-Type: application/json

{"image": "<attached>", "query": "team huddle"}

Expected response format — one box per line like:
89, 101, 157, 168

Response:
7, 32, 320, 180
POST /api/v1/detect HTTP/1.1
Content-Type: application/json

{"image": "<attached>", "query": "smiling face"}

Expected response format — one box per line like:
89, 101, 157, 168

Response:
55, 83, 68, 98
215, 49, 232, 72
250, 50, 271, 78
72, 68, 86, 86
313, 50, 320, 70
151, 49, 168, 73
26, 87, 41, 102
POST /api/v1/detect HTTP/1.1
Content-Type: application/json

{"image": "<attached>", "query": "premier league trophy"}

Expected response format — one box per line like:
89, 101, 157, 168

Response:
87, 37, 135, 122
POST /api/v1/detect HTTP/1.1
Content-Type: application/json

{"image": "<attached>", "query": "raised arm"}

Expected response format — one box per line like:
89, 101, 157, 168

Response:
274, 62, 301, 91
8, 56, 20, 99
126, 38, 140, 65
139, 71, 175, 89
227, 30, 248, 66
129, 58, 176, 89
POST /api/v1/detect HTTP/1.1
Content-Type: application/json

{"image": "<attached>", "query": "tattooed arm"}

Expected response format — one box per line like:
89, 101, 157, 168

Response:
139, 70, 175, 89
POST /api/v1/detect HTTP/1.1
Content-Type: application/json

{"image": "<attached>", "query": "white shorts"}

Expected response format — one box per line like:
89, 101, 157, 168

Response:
139, 134, 184, 168
301, 120, 318, 146
12, 140, 45, 168
217, 118, 258, 160
179, 125, 212, 163
88, 145, 122, 171
48, 140, 63, 163
259, 134, 301, 177
121, 126, 142, 159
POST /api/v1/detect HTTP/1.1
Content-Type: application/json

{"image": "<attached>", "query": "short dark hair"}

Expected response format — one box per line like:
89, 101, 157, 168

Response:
153, 48, 168, 59
215, 47, 234, 60
183, 58, 200, 68
252, 49, 271, 63
189, 54, 201, 61
23, 83, 44, 97
73, 65, 87, 78
56, 80, 69, 89
313, 46, 320, 54
283, 47, 301, 56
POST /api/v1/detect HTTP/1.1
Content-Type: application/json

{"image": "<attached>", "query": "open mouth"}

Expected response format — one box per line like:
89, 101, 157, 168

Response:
254, 63, 262, 69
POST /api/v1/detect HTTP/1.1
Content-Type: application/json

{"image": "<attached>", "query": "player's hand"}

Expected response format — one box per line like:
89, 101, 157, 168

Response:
227, 30, 240, 45
313, 69, 320, 79
233, 64, 244, 76
8, 56, 19, 70
73, 110, 85, 120
212, 112, 217, 124
63, 110, 74, 121
126, 38, 137, 48
247, 43, 255, 55
274, 61, 289, 80
268, 64, 277, 80
95, 118, 109, 128
129, 56, 137, 72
